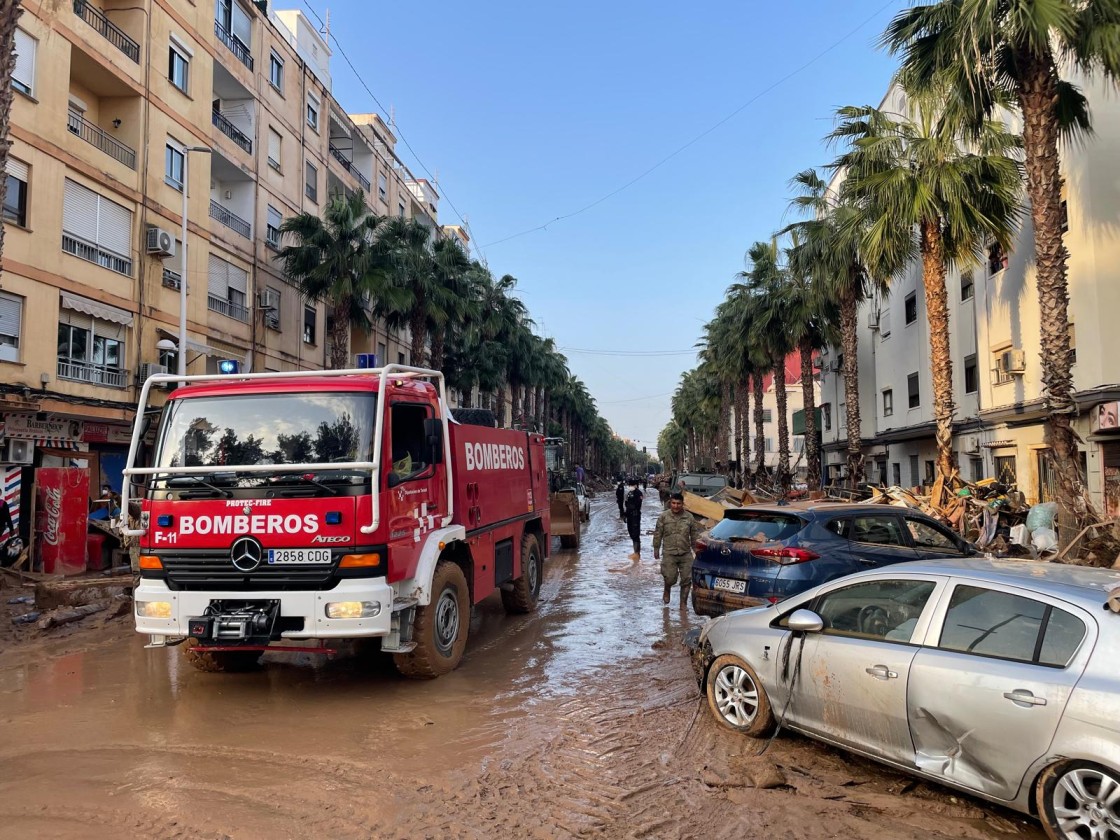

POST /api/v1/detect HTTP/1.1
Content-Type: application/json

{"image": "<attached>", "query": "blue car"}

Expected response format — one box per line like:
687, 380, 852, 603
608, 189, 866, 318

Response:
690, 502, 976, 617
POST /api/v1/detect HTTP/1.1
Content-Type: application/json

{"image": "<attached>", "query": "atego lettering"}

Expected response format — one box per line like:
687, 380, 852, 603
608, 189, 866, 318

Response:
464, 442, 526, 472
179, 514, 320, 536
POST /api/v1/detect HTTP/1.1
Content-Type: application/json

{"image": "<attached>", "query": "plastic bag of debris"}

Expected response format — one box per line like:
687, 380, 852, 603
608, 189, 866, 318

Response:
1026, 501, 1058, 533
1031, 527, 1059, 555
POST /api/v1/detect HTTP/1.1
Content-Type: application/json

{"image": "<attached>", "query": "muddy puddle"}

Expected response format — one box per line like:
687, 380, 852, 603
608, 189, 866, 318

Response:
0, 492, 1043, 839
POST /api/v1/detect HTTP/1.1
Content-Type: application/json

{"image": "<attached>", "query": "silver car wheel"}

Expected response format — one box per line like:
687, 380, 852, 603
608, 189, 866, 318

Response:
1052, 766, 1120, 839
713, 664, 759, 727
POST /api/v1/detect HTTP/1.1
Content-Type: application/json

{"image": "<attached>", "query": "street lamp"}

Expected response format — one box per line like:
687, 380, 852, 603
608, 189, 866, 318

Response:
178, 145, 212, 376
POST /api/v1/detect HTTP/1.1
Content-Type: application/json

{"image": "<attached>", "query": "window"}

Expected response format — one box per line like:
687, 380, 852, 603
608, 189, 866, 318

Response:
939, 585, 1085, 666
398, 200, 405, 219
269, 51, 284, 91
811, 579, 937, 642
13, 28, 35, 96
168, 43, 190, 93
905, 517, 959, 552
377, 172, 387, 203
907, 372, 920, 408
839, 401, 846, 427
206, 254, 249, 322
162, 238, 184, 289
62, 179, 133, 275
924, 461, 934, 484
994, 454, 1017, 485
0, 291, 23, 362
849, 514, 907, 546
4, 157, 29, 227
1069, 322, 1076, 365
266, 205, 282, 249
267, 128, 282, 170
988, 242, 1008, 275
880, 307, 891, 338
57, 317, 127, 388
964, 354, 978, 394
994, 349, 1013, 384
822, 403, 831, 431
909, 454, 919, 487
303, 305, 316, 344
892, 463, 901, 486
961, 270, 974, 301
765, 437, 773, 452
215, 0, 251, 52
713, 511, 802, 542
377, 341, 386, 363
165, 142, 185, 191
305, 161, 318, 203
970, 457, 984, 482
263, 287, 280, 329
762, 409, 772, 423
882, 389, 893, 417
306, 94, 319, 131
904, 292, 917, 325
389, 403, 433, 483
398, 351, 406, 365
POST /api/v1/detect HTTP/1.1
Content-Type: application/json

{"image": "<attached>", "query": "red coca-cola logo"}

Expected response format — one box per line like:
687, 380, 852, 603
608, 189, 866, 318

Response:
42, 486, 63, 547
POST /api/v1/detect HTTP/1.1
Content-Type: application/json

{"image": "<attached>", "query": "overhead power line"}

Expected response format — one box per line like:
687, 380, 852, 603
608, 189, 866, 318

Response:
481, 0, 899, 249
560, 347, 699, 357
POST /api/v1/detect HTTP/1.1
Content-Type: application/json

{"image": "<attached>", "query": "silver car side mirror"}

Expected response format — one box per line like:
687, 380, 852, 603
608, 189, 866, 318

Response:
787, 609, 824, 633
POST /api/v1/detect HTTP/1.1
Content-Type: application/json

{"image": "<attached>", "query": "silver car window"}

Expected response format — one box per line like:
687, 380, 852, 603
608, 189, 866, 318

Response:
1038, 607, 1087, 667
812, 579, 937, 642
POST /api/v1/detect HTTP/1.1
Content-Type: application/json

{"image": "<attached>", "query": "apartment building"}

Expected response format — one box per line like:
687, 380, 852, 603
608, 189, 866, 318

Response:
817, 78, 1120, 515
0, 0, 445, 551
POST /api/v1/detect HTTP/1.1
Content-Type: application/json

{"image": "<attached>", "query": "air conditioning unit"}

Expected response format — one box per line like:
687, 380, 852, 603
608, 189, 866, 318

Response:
139, 362, 169, 380
867, 310, 880, 330
257, 289, 279, 310
1002, 349, 1027, 374
146, 226, 175, 257
4, 438, 33, 464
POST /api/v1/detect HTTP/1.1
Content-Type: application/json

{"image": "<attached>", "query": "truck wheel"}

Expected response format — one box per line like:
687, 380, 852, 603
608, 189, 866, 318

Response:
502, 533, 542, 614
450, 408, 497, 427
394, 560, 470, 679
182, 639, 261, 673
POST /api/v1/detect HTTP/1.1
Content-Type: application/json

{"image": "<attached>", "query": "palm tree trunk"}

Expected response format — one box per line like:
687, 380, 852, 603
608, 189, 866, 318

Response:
0, 2, 22, 274
328, 300, 351, 370
720, 381, 732, 474
1019, 54, 1101, 531
429, 331, 446, 371
735, 380, 748, 481
840, 277, 864, 486
920, 219, 956, 488
409, 304, 427, 367
496, 385, 507, 426
752, 375, 765, 479
774, 357, 790, 492
800, 340, 820, 491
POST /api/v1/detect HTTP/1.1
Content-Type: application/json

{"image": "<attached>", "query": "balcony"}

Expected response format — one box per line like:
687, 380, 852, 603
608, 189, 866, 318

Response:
67, 110, 136, 169
210, 199, 251, 239
214, 21, 253, 70
212, 110, 252, 154
62, 232, 131, 276
208, 292, 249, 322
57, 359, 129, 388
162, 268, 181, 290
73, 0, 140, 63
329, 144, 372, 192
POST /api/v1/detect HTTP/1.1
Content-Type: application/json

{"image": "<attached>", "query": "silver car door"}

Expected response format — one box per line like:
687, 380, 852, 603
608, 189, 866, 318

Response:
788, 576, 943, 763
907, 582, 1093, 801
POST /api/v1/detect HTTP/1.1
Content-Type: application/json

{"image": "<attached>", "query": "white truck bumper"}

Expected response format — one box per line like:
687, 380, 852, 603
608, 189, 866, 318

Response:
134, 578, 394, 639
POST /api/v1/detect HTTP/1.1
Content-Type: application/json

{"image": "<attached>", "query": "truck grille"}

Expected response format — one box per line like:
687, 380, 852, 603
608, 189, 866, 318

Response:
161, 554, 337, 591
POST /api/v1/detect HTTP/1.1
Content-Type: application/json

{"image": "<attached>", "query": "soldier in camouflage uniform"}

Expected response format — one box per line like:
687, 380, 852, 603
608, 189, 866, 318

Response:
653, 492, 701, 609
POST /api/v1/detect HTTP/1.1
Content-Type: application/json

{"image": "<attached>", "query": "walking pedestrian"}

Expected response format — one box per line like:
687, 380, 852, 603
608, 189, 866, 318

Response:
624, 479, 644, 560
653, 492, 701, 610
657, 479, 670, 508
615, 480, 626, 520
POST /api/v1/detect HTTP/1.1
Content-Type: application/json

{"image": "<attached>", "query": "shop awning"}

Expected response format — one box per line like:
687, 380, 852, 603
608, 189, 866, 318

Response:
60, 292, 134, 327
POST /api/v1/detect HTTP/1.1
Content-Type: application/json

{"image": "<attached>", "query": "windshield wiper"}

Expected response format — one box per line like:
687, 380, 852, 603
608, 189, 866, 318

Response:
166, 475, 233, 498
281, 473, 339, 496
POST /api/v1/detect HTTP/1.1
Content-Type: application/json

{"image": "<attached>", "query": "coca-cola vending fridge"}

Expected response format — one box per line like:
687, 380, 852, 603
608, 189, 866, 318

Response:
35, 468, 89, 576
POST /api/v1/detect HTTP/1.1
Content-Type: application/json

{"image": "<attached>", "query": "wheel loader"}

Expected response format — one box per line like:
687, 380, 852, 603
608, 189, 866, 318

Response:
545, 438, 581, 549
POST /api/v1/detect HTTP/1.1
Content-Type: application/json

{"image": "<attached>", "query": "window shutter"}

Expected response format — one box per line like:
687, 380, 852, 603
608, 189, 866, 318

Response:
228, 263, 248, 295
63, 179, 98, 242
268, 128, 281, 163
207, 253, 229, 297
267, 205, 282, 228
0, 293, 22, 338
230, 2, 251, 46
13, 29, 34, 91
97, 195, 132, 257
880, 307, 891, 337
5, 157, 28, 182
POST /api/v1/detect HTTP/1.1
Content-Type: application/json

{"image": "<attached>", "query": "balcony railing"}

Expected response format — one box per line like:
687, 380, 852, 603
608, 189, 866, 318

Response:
328, 143, 372, 191
212, 110, 253, 154
209, 199, 251, 239
73, 0, 140, 63
162, 268, 182, 290
208, 293, 249, 322
67, 110, 136, 169
57, 359, 129, 388
62, 232, 132, 276
265, 224, 281, 250
214, 21, 253, 70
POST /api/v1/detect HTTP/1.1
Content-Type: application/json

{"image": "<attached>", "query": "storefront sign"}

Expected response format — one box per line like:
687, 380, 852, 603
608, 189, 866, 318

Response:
3, 414, 84, 441
35, 468, 89, 576
82, 422, 133, 445
1093, 402, 1120, 433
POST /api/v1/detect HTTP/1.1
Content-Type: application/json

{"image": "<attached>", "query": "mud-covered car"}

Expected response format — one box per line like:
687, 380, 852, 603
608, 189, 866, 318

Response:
691, 503, 974, 617
688, 558, 1120, 840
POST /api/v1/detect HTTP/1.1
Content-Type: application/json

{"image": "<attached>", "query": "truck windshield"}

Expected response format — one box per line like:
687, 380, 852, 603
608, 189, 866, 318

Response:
152, 392, 376, 488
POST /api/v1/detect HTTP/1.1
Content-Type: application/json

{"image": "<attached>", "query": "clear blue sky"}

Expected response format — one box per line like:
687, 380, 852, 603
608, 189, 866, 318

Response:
294, 0, 906, 451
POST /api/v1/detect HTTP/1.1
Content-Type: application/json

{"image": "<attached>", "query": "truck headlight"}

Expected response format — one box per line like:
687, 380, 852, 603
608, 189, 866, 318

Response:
325, 601, 381, 619
136, 601, 173, 619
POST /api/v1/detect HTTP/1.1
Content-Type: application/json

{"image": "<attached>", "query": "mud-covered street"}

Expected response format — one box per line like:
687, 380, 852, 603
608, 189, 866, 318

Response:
0, 492, 1045, 840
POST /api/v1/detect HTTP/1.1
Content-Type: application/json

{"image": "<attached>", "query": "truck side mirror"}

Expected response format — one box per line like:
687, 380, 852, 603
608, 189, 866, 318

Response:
424, 418, 444, 464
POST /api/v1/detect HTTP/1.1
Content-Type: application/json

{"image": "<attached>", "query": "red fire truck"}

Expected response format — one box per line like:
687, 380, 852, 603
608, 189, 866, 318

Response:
121, 365, 550, 678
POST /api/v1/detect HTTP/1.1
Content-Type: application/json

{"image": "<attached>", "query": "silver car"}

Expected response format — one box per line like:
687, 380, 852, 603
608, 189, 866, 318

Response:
689, 558, 1120, 840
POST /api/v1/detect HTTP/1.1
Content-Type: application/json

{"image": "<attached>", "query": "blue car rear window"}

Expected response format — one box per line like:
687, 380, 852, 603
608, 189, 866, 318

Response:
711, 513, 802, 541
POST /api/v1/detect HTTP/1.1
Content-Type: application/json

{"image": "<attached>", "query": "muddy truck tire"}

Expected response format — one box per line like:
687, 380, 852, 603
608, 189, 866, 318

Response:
183, 639, 262, 673
394, 560, 470, 679
450, 408, 497, 428
501, 533, 542, 614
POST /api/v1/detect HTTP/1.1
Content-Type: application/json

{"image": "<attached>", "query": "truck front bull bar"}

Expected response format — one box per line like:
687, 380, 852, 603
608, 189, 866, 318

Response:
118, 364, 455, 539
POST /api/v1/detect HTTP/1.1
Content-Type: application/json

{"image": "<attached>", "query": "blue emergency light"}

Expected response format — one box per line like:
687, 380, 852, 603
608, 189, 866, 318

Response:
356, 353, 377, 369
217, 359, 241, 375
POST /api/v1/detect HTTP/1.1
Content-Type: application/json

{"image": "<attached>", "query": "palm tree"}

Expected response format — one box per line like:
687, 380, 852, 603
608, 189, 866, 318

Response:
883, 0, 1120, 524
277, 191, 385, 369
830, 90, 1023, 485
427, 238, 475, 371
371, 217, 437, 366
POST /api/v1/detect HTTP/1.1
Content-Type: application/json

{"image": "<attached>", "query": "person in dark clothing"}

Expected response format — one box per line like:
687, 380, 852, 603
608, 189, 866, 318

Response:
624, 480, 644, 560
616, 480, 626, 519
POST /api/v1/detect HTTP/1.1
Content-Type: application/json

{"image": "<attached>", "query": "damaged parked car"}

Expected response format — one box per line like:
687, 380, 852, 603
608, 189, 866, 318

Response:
689, 558, 1120, 840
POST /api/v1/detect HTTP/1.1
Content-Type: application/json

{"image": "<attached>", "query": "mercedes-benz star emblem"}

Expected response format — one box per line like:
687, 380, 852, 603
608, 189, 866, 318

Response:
230, 536, 263, 572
